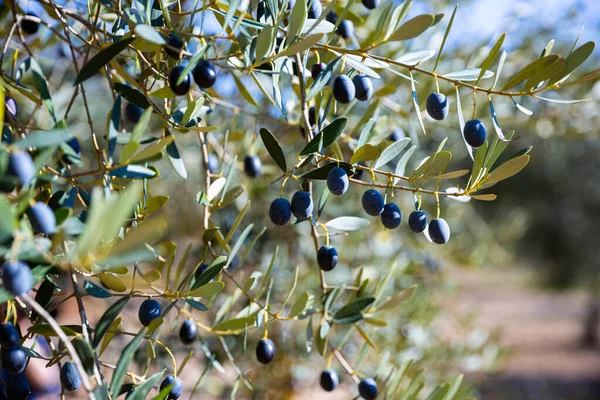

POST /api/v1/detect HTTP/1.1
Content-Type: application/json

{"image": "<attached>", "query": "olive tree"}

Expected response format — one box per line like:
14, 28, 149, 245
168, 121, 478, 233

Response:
0, 0, 596, 399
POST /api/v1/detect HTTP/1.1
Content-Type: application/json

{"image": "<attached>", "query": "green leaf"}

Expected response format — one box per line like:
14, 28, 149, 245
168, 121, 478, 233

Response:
125, 370, 165, 400
0, 197, 15, 242
108, 95, 121, 159
395, 49, 436, 65
288, 292, 310, 319
388, 14, 436, 42
192, 256, 227, 289
350, 144, 380, 164
109, 328, 147, 397
564, 68, 600, 87
524, 56, 566, 90
131, 136, 173, 162
84, 280, 112, 299
278, 34, 323, 58
479, 155, 530, 189
72, 337, 96, 375
373, 138, 410, 169
134, 25, 166, 44
476, 33, 506, 85
109, 164, 156, 179
28, 324, 81, 336
333, 296, 375, 324
212, 316, 256, 334
113, 83, 150, 108
93, 296, 131, 348
75, 38, 135, 85
299, 162, 355, 180
259, 128, 286, 172
394, 145, 416, 182
187, 281, 225, 298
286, 0, 306, 46
14, 129, 73, 149
444, 68, 494, 81
299, 117, 348, 156
433, 5, 457, 72
325, 216, 369, 231
501, 54, 560, 91
186, 299, 208, 311
24, 58, 57, 122
232, 72, 259, 107
550, 41, 595, 85
166, 133, 187, 179
256, 26, 275, 61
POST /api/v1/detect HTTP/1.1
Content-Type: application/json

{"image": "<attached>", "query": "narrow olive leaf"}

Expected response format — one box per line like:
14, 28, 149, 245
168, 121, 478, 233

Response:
479, 155, 530, 189
550, 41, 595, 85
410, 71, 426, 135
433, 4, 457, 72
14, 129, 73, 149
471, 194, 497, 201
207, 177, 227, 201
232, 72, 259, 107
28, 324, 81, 336
113, 83, 150, 108
388, 14, 436, 42
325, 216, 369, 231
395, 49, 436, 65
108, 95, 121, 160
166, 133, 187, 179
331, 52, 380, 78
393, 145, 416, 183
131, 136, 173, 162
126, 370, 165, 400
72, 338, 96, 375
192, 256, 227, 289
299, 161, 355, 180
524, 56, 566, 90
186, 299, 208, 311
187, 281, 225, 298
24, 58, 57, 122
512, 98, 533, 116
212, 315, 256, 333
109, 328, 148, 397
93, 296, 131, 347
299, 117, 348, 155
301, 19, 335, 34
288, 292, 310, 319
489, 99, 513, 142
350, 144, 380, 164
260, 128, 286, 172
333, 296, 376, 324
134, 25, 166, 44
476, 33, 506, 86
432, 170, 469, 180
227, 224, 253, 268
279, 34, 323, 59
455, 86, 473, 160
306, 57, 342, 101
373, 138, 410, 169
378, 285, 417, 310
534, 95, 590, 104
563, 68, 600, 87
444, 68, 493, 81
383, 0, 413, 42
75, 38, 135, 85
256, 26, 275, 61
84, 280, 112, 299
501, 54, 560, 91
285, 0, 307, 46
109, 164, 156, 179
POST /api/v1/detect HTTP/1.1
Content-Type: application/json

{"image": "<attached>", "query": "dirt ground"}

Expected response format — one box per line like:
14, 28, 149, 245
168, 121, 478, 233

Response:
448, 266, 600, 400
